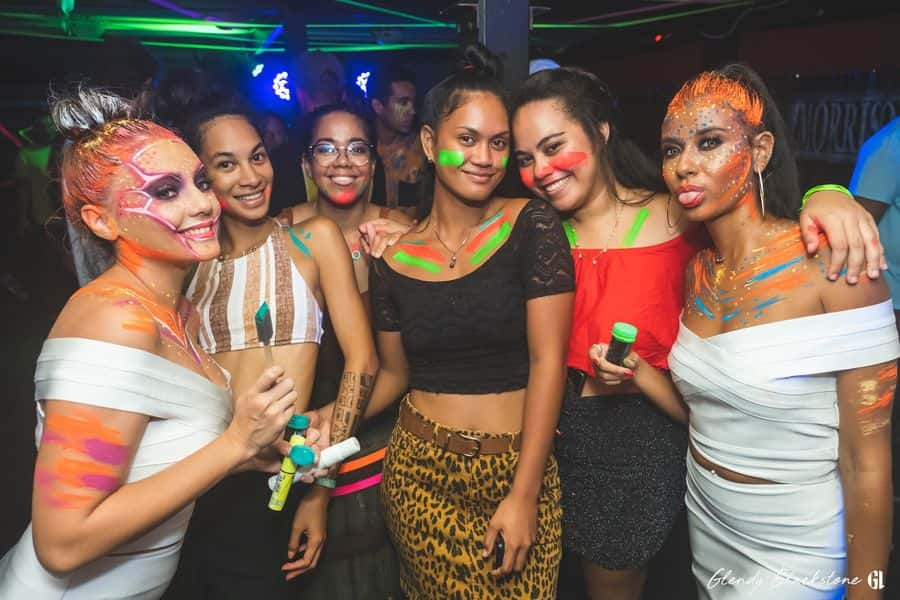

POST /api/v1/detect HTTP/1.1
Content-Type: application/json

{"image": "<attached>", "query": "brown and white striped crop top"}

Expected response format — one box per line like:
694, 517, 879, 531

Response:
187, 225, 324, 354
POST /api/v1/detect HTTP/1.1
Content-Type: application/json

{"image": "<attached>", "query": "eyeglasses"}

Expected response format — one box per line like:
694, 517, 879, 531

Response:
308, 142, 375, 166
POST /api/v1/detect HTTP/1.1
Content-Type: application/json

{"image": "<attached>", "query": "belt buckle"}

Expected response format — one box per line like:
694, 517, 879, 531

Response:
458, 433, 482, 458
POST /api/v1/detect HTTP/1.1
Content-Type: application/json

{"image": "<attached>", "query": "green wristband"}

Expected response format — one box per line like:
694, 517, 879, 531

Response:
314, 477, 336, 489
800, 184, 854, 212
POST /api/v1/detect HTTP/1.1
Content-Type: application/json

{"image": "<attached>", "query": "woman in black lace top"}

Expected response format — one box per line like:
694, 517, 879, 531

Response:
361, 44, 575, 598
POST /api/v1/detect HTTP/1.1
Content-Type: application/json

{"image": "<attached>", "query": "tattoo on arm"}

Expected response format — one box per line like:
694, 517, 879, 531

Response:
330, 372, 375, 444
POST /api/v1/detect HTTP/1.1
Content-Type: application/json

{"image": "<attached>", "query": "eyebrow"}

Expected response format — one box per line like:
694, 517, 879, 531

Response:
695, 127, 728, 136
537, 131, 565, 148
312, 137, 370, 145
660, 136, 683, 146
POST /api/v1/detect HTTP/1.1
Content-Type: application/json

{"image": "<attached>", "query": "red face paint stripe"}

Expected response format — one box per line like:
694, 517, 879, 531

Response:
519, 168, 534, 188
548, 151, 587, 171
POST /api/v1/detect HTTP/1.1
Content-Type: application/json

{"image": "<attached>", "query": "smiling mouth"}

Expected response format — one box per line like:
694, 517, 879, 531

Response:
461, 170, 494, 183
541, 175, 571, 195
234, 190, 266, 204
179, 220, 218, 240
330, 175, 357, 186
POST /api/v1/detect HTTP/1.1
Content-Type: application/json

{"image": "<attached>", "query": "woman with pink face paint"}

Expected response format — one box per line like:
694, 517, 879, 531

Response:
510, 67, 887, 600
0, 89, 300, 599
157, 89, 378, 599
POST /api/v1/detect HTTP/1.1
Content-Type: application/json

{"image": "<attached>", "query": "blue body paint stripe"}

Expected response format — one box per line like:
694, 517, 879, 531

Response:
286, 227, 311, 257
722, 310, 742, 322
479, 209, 505, 231
748, 256, 802, 283
694, 296, 715, 319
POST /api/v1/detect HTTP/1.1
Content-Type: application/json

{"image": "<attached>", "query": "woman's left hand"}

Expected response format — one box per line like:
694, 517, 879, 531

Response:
483, 491, 538, 577
799, 190, 885, 283
281, 487, 330, 580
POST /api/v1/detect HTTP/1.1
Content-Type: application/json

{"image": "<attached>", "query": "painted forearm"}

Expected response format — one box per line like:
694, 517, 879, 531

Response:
329, 371, 376, 444
510, 359, 566, 501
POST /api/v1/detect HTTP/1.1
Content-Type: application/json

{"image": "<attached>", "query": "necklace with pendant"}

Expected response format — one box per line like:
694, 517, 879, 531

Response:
433, 219, 474, 269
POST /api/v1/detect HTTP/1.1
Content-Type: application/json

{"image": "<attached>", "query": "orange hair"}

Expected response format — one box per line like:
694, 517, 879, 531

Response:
667, 71, 764, 128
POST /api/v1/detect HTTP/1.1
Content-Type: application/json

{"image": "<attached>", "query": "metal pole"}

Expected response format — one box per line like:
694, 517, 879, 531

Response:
477, 0, 529, 89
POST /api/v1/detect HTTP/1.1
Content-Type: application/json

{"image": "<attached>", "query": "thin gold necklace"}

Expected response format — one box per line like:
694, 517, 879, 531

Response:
218, 219, 275, 262
432, 214, 481, 269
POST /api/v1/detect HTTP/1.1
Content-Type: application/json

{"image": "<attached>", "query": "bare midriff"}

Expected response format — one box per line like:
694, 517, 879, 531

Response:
689, 441, 776, 485
409, 389, 525, 434
215, 342, 319, 409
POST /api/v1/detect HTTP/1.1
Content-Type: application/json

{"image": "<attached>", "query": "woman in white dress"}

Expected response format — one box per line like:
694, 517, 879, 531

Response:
0, 88, 299, 599
662, 65, 897, 599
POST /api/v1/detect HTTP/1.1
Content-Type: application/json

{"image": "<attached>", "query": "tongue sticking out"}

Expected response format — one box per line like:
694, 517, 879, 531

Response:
678, 190, 703, 208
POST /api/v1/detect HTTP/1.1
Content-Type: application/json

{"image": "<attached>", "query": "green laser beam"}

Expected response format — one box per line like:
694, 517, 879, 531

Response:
310, 43, 456, 52
335, 0, 446, 26
141, 40, 285, 52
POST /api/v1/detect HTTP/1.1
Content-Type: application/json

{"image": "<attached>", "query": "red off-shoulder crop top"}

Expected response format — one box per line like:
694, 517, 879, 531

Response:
566, 230, 705, 374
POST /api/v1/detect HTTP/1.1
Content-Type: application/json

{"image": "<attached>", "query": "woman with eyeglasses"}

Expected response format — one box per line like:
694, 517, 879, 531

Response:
278, 103, 411, 598
157, 90, 378, 599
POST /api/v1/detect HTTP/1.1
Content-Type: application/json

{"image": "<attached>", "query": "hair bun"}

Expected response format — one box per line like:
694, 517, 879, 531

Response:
51, 87, 135, 142
457, 43, 502, 80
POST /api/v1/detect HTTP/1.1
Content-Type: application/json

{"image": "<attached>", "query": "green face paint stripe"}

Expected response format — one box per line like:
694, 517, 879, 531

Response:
622, 208, 650, 247
479, 209, 505, 231
470, 221, 512, 264
501, 155, 509, 168
562, 220, 577, 248
392, 250, 441, 273
437, 149, 465, 167
286, 226, 312, 257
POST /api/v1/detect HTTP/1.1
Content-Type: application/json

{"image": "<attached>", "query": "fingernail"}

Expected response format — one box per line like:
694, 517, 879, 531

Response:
849, 276, 858, 284
624, 369, 634, 376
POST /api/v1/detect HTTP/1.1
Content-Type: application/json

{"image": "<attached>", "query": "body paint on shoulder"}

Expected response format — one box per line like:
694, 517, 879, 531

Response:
470, 221, 512, 265
286, 226, 312, 257
622, 208, 650, 247
392, 249, 441, 274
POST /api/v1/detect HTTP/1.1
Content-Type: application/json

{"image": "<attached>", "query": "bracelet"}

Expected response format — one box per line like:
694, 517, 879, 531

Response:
314, 477, 336, 489
800, 184, 854, 212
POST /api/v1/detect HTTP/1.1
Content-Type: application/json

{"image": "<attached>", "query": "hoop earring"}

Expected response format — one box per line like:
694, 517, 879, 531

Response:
757, 169, 766, 217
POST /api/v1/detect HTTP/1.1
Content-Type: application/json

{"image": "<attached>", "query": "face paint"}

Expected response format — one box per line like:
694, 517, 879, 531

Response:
622, 208, 650, 247
548, 151, 587, 171
501, 155, 509, 169
668, 71, 764, 128
287, 226, 312, 257
331, 189, 359, 206
437, 149, 465, 168
519, 167, 534, 188
392, 249, 441, 274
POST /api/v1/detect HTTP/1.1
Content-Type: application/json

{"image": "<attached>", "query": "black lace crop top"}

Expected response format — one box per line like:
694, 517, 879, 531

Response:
370, 199, 575, 394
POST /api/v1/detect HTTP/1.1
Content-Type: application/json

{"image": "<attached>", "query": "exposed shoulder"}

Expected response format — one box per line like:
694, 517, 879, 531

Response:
814, 239, 892, 313
50, 285, 161, 354
288, 215, 349, 263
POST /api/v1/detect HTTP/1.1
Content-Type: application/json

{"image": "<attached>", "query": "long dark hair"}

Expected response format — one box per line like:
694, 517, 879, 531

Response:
511, 67, 666, 200
416, 43, 508, 220
669, 63, 799, 219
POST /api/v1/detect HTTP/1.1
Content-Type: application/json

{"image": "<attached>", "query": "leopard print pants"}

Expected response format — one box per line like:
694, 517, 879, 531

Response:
381, 402, 562, 599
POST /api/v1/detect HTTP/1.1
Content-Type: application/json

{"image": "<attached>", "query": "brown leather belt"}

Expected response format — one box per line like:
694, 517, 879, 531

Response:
399, 400, 521, 457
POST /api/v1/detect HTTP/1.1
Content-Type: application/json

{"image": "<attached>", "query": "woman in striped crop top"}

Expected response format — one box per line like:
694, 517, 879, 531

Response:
157, 85, 377, 599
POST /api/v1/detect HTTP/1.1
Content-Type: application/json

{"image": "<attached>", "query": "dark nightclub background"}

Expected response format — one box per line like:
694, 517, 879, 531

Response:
1, 2, 897, 598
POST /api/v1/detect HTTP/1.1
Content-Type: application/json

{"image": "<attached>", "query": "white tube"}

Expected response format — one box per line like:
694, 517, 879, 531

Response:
266, 437, 361, 491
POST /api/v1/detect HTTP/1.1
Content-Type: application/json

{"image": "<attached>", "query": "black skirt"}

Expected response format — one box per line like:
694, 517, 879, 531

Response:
555, 386, 687, 570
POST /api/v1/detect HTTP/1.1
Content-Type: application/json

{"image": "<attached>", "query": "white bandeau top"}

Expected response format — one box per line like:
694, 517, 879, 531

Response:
670, 300, 899, 484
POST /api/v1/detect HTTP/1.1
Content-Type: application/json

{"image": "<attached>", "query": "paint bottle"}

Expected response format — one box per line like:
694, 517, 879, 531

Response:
606, 322, 638, 366
268, 415, 311, 512
266, 437, 362, 492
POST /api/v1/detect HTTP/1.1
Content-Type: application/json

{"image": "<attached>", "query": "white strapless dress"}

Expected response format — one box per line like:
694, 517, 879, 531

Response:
669, 300, 899, 599
0, 338, 231, 599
